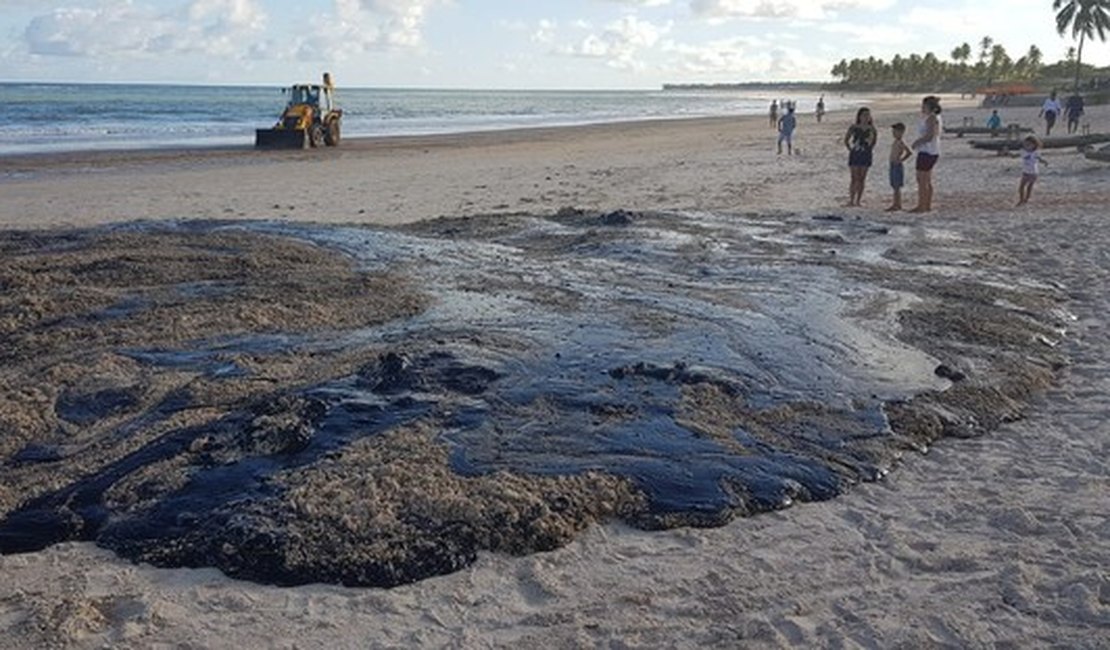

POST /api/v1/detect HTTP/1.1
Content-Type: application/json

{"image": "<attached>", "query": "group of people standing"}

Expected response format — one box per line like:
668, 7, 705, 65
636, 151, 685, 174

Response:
837, 93, 1057, 211
841, 95, 943, 213
773, 91, 1064, 212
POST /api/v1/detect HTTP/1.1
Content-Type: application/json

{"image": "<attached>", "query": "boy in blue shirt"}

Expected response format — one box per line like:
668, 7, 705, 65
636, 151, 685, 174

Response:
986, 109, 1002, 132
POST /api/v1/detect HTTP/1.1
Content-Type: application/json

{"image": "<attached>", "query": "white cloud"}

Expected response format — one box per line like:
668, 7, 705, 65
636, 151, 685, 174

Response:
896, 6, 1053, 58
599, 0, 673, 6
660, 36, 830, 79
820, 21, 910, 47
266, 0, 446, 63
661, 37, 752, 74
22, 0, 266, 58
560, 15, 671, 70
286, 0, 451, 62
898, 6, 1008, 43
532, 19, 557, 44
689, 0, 894, 21
188, 0, 265, 30
352, 0, 450, 48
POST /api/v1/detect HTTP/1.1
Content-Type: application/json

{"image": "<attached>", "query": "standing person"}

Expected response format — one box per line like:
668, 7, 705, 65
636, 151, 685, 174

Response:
909, 95, 942, 213
986, 109, 1003, 132
843, 107, 877, 207
1065, 93, 1085, 134
1039, 91, 1062, 137
886, 122, 913, 211
777, 103, 797, 155
769, 100, 779, 128
1017, 136, 1048, 206
816, 95, 826, 123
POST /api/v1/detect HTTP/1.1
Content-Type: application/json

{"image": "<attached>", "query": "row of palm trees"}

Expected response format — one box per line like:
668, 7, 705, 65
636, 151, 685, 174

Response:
830, 43, 1049, 89
830, 1, 1109, 91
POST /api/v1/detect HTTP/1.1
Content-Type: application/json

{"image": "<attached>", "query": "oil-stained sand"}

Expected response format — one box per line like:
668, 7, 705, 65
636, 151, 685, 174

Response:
0, 211, 1069, 587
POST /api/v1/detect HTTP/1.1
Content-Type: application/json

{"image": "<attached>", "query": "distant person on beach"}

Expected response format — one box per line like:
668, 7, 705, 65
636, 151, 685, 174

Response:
778, 103, 797, 155
1039, 91, 1062, 137
986, 109, 1003, 132
844, 107, 877, 207
770, 100, 779, 128
1065, 93, 1085, 134
886, 122, 913, 211
908, 95, 942, 213
816, 95, 826, 123
1017, 135, 1048, 206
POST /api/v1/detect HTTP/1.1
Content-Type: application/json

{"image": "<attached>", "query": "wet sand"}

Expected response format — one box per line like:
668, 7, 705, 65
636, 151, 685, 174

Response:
2, 96, 1109, 647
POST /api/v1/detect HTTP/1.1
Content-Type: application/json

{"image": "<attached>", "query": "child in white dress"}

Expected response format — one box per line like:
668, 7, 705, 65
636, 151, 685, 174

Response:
1017, 136, 1048, 206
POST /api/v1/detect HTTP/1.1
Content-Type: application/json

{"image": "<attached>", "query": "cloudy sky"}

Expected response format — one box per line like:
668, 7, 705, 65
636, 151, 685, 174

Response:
1, 0, 1106, 88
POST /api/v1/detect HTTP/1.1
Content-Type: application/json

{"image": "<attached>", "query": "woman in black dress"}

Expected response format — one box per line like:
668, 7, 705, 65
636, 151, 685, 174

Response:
844, 107, 877, 207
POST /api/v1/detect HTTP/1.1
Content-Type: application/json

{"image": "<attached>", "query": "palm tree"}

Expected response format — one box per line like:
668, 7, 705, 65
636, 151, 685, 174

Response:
989, 44, 1012, 81
951, 43, 972, 84
1053, 0, 1110, 91
1019, 45, 1043, 80
978, 36, 994, 65
951, 43, 972, 65
976, 36, 994, 85
1026, 44, 1044, 69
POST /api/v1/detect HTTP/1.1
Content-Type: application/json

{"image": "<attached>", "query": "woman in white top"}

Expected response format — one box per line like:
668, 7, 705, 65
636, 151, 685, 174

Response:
1039, 91, 1062, 137
909, 95, 942, 213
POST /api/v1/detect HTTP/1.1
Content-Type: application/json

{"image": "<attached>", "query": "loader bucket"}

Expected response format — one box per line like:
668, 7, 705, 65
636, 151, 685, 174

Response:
255, 128, 308, 149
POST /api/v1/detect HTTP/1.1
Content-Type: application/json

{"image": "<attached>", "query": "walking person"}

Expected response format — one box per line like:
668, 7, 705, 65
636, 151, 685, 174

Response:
1065, 93, 1085, 134
908, 95, 942, 213
1039, 91, 1062, 137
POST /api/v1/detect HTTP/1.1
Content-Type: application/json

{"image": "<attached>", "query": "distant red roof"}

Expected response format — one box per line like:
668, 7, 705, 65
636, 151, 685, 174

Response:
978, 83, 1037, 95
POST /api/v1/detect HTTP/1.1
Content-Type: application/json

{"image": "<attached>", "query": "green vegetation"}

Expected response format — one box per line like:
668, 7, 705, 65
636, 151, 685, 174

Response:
831, 23, 1109, 94
829, 40, 1083, 91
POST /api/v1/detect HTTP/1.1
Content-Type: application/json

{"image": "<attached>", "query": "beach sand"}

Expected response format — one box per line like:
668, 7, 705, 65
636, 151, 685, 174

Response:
1, 95, 1108, 648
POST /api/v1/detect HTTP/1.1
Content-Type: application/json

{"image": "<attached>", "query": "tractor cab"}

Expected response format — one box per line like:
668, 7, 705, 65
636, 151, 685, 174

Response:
287, 84, 334, 114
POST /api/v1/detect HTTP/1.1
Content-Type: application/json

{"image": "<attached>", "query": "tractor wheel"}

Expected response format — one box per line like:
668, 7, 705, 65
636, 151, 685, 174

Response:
325, 119, 341, 146
309, 124, 326, 148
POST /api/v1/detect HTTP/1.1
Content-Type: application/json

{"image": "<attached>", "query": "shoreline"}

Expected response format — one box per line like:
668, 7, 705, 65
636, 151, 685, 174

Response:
0, 113, 826, 169
0, 93, 962, 173
0, 94, 988, 231
0, 87, 920, 161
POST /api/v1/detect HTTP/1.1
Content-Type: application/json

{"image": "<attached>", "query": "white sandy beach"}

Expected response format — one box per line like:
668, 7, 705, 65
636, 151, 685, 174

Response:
1, 96, 1109, 649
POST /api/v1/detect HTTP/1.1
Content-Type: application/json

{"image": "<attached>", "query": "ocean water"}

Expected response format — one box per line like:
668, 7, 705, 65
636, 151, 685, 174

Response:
0, 83, 841, 155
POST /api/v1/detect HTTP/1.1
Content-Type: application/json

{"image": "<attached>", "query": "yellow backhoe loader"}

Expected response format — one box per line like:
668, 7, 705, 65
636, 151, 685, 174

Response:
255, 73, 342, 149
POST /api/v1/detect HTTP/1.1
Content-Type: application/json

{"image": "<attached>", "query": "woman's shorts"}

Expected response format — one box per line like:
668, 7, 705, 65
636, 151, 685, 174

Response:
848, 150, 872, 167
916, 152, 939, 171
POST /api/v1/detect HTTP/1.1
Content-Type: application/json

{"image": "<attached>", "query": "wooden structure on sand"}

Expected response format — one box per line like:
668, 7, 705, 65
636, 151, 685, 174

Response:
969, 133, 1110, 153
1085, 144, 1110, 163
944, 125, 1032, 138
